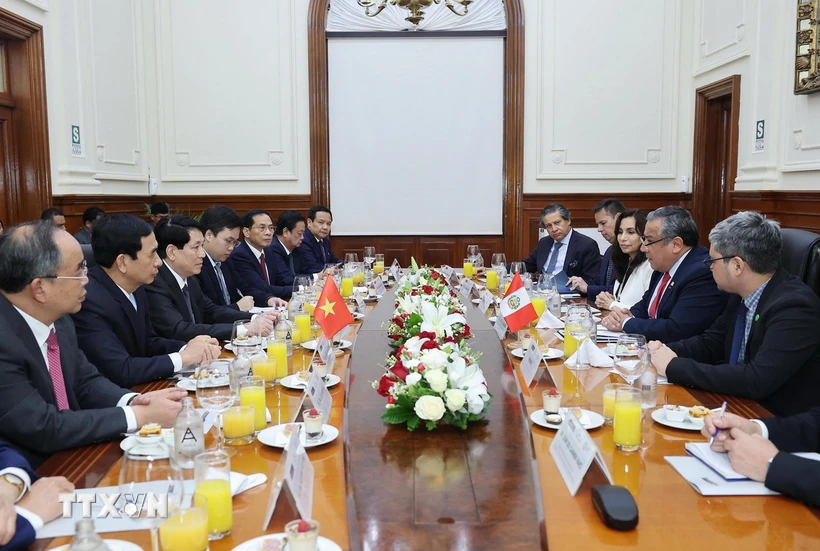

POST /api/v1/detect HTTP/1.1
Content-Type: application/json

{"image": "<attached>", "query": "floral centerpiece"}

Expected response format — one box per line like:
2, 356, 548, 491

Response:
373, 266, 492, 431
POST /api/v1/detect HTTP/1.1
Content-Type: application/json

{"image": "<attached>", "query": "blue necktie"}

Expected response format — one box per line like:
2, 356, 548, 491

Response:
728, 302, 749, 365
181, 284, 195, 321
214, 262, 231, 305
320, 240, 327, 263
604, 260, 615, 287
544, 242, 563, 274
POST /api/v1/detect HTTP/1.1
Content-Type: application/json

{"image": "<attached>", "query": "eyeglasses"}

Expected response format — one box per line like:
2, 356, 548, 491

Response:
640, 236, 666, 247
44, 260, 89, 281
703, 256, 739, 268
251, 225, 274, 233
216, 235, 238, 247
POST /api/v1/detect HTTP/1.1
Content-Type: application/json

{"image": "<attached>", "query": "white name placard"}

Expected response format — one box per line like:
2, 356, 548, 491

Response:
374, 277, 386, 296
460, 279, 475, 299
494, 314, 508, 340
519, 341, 543, 387
478, 290, 493, 314
284, 430, 314, 518
306, 368, 332, 422
549, 415, 612, 496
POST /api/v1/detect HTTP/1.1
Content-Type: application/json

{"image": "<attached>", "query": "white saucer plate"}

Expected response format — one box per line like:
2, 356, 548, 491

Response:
363, 295, 383, 302
488, 316, 497, 323
231, 534, 342, 551
176, 376, 229, 392
352, 311, 365, 320
225, 342, 267, 352
650, 408, 708, 431
530, 409, 605, 430
511, 347, 564, 360
301, 339, 353, 351
280, 373, 341, 390
119, 435, 172, 459
52, 541, 143, 551
257, 423, 339, 449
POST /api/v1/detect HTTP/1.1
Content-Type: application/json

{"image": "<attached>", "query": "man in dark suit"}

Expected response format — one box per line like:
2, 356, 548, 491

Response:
198, 206, 286, 310
518, 204, 601, 284
72, 206, 105, 245
650, 212, 820, 416
0, 440, 74, 550
226, 209, 292, 300
269, 210, 318, 288
39, 208, 66, 231
701, 408, 820, 507
145, 215, 277, 342
0, 222, 186, 467
568, 198, 625, 300
71, 215, 221, 388
602, 206, 728, 342
299, 205, 342, 274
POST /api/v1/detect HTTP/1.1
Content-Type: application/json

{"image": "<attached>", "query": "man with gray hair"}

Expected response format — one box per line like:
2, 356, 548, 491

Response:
0, 221, 187, 467
518, 203, 601, 284
602, 205, 727, 342
650, 211, 820, 416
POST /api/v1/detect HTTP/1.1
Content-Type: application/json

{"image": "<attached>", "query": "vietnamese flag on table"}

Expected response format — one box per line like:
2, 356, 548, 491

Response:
499, 272, 538, 333
314, 276, 355, 339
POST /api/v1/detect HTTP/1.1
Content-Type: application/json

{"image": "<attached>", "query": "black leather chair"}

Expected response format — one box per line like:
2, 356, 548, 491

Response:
80, 244, 97, 268
780, 228, 820, 297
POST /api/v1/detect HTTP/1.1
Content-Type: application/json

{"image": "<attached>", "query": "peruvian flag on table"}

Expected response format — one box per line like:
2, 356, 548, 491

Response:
499, 272, 538, 333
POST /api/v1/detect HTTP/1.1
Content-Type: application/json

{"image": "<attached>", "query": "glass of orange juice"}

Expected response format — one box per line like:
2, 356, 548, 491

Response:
613, 387, 642, 452
194, 451, 233, 540
159, 495, 209, 551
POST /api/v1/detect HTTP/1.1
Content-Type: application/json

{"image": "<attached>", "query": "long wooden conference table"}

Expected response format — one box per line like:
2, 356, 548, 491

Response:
36, 285, 820, 550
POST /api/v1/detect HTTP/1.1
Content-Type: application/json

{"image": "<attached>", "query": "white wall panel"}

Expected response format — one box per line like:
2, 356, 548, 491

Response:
89, 0, 147, 182
533, 0, 680, 180
154, 0, 298, 182
694, 0, 748, 75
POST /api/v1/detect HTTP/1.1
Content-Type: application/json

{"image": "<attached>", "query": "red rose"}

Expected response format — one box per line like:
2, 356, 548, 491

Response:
393, 317, 404, 328
377, 375, 395, 397
417, 331, 437, 340
417, 363, 426, 373
411, 289, 418, 296
444, 336, 457, 343
390, 361, 409, 382
387, 395, 396, 404
422, 285, 434, 294
421, 340, 439, 350
401, 313, 411, 319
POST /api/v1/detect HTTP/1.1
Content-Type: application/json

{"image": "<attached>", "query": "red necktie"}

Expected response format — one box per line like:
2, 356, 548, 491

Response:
648, 272, 671, 319
260, 252, 270, 285
46, 330, 70, 410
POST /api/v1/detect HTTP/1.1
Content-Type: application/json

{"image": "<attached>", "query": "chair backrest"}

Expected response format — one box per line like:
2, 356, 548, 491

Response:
780, 228, 820, 296
80, 244, 97, 268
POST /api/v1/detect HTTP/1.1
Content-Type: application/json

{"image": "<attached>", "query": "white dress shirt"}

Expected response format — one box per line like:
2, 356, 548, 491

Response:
11, 306, 139, 432
607, 260, 654, 310
543, 229, 573, 275
116, 283, 184, 371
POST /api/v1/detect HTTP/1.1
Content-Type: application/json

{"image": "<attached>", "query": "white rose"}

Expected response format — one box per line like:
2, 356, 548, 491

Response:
414, 395, 446, 421
466, 387, 488, 415
444, 389, 466, 412
406, 372, 422, 386
424, 369, 449, 393
420, 349, 448, 371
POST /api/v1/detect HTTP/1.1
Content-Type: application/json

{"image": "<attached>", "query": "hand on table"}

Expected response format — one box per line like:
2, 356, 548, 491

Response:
267, 297, 287, 308
602, 307, 632, 331
700, 412, 762, 452
236, 296, 255, 312
567, 276, 588, 294
18, 477, 74, 525
132, 388, 188, 427
723, 428, 779, 482
649, 344, 677, 376
180, 335, 221, 366
595, 292, 615, 310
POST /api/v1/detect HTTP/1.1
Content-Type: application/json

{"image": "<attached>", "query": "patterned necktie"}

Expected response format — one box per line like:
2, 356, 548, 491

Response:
213, 262, 231, 305
260, 253, 270, 285
648, 272, 671, 319
181, 284, 196, 321
320, 240, 327, 263
544, 242, 563, 274
728, 302, 749, 365
604, 260, 615, 287
46, 330, 70, 410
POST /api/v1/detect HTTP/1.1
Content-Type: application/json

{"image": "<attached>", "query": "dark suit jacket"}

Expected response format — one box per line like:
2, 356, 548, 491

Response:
666, 270, 820, 416
72, 227, 92, 245
586, 245, 614, 300
71, 266, 186, 388
268, 239, 313, 287
625, 245, 728, 342
521, 230, 601, 284
298, 228, 342, 274
0, 296, 130, 468
762, 408, 820, 507
226, 241, 292, 300
197, 256, 272, 308
145, 263, 250, 342
0, 440, 38, 551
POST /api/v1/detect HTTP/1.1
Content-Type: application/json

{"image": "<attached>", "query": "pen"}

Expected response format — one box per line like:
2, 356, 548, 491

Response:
709, 401, 728, 445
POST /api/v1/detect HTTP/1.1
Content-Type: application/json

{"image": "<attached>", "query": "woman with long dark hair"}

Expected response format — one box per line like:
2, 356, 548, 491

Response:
595, 209, 653, 310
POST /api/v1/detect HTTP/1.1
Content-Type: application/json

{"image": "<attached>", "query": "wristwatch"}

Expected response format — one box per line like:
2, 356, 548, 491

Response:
0, 473, 25, 501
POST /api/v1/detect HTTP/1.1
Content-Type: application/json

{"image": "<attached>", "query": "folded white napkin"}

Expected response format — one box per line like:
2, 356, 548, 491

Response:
536, 309, 564, 329
565, 339, 614, 368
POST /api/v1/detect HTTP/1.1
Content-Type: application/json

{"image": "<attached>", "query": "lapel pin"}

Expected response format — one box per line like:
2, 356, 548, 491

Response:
669, 281, 675, 287
754, 314, 759, 322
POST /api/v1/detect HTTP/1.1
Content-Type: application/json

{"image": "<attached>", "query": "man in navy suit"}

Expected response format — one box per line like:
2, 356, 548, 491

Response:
0, 440, 73, 550
145, 216, 277, 342
198, 206, 286, 310
299, 206, 342, 274
0, 222, 186, 467
226, 210, 292, 300
72, 206, 104, 245
269, 210, 317, 287
71, 215, 221, 388
568, 198, 625, 300
701, 408, 820, 507
518, 204, 601, 284
602, 206, 728, 342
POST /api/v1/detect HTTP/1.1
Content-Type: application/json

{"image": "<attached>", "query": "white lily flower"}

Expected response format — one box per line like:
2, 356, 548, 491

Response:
419, 302, 466, 338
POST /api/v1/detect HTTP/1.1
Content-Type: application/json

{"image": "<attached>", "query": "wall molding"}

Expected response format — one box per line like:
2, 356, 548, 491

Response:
694, 0, 749, 76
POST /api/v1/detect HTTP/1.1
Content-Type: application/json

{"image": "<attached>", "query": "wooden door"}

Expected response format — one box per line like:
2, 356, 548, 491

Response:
0, 105, 16, 227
